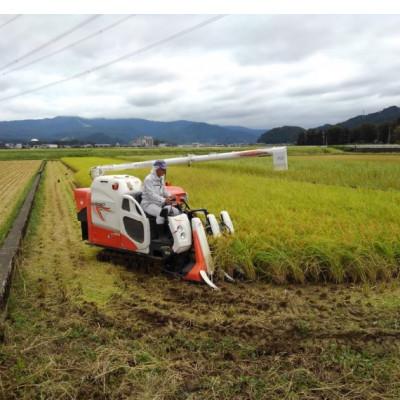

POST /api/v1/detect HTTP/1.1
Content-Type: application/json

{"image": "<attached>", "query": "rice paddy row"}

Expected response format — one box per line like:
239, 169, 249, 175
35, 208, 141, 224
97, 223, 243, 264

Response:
0, 160, 42, 244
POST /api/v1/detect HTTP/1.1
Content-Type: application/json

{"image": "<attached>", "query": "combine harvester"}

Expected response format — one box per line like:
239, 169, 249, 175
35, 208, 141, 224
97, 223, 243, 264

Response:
74, 147, 288, 289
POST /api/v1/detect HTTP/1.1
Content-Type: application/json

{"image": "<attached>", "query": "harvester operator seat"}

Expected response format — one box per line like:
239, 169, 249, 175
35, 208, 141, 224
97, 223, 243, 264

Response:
132, 191, 143, 204
129, 191, 161, 238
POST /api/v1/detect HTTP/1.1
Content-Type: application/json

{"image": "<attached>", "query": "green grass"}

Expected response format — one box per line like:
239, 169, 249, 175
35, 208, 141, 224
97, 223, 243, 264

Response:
0, 146, 254, 161
62, 153, 400, 284
0, 144, 347, 161
286, 145, 344, 155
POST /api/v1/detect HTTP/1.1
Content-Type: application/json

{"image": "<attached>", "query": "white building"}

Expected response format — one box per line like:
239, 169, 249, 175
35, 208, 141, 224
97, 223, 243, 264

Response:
30, 138, 40, 148
131, 136, 154, 147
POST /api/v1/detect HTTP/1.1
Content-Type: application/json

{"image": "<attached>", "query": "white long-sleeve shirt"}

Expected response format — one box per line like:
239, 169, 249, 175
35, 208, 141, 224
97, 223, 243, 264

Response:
141, 170, 170, 209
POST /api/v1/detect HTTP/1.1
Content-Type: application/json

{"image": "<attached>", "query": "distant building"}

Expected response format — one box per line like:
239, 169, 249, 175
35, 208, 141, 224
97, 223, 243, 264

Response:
94, 143, 112, 147
131, 136, 154, 147
30, 138, 40, 148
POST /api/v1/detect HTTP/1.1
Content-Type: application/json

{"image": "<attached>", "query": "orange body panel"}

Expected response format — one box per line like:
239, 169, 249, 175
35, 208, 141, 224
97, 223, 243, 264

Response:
74, 188, 91, 211
89, 223, 137, 251
73, 187, 137, 252
183, 230, 207, 282
165, 185, 187, 205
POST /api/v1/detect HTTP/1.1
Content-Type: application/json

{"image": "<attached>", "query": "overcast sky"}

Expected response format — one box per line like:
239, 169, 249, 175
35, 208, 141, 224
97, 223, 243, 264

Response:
0, 14, 399, 129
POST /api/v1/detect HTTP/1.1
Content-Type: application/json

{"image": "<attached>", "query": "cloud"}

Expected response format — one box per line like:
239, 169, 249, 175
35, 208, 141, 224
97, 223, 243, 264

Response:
127, 91, 177, 107
0, 15, 400, 129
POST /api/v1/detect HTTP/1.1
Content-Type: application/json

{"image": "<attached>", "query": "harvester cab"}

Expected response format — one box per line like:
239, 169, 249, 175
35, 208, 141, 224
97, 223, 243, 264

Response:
73, 147, 288, 289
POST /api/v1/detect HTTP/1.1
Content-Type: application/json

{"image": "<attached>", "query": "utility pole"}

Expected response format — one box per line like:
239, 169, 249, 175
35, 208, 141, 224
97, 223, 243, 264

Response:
322, 130, 328, 147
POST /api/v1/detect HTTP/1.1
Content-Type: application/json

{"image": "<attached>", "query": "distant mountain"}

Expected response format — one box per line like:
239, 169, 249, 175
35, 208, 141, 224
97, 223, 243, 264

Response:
338, 106, 400, 129
0, 116, 262, 145
317, 106, 400, 130
257, 126, 305, 144
256, 106, 400, 144
80, 132, 121, 144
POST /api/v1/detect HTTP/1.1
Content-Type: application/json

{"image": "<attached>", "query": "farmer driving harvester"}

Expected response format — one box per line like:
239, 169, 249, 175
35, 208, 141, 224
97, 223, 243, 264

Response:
75, 147, 287, 288
141, 160, 180, 227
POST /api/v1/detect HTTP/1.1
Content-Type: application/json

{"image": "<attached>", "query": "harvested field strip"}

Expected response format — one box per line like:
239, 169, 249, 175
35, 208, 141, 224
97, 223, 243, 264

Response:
63, 156, 400, 283
0, 160, 41, 244
2, 161, 400, 398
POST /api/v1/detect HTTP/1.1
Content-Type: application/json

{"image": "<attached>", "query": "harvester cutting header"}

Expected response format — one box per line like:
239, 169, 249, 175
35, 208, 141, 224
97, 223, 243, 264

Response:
74, 147, 288, 289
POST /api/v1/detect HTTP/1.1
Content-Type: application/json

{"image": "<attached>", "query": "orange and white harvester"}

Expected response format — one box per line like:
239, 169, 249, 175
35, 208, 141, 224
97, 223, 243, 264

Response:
74, 147, 287, 288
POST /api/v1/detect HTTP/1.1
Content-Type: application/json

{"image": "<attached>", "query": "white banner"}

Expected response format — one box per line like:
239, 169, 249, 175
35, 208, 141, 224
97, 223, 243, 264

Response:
272, 147, 288, 171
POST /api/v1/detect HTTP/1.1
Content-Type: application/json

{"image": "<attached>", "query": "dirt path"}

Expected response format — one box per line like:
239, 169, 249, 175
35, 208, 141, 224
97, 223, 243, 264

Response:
1, 161, 400, 399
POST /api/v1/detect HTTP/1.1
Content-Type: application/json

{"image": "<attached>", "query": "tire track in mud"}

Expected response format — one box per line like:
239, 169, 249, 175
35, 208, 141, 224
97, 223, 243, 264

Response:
106, 288, 397, 346
94, 264, 400, 357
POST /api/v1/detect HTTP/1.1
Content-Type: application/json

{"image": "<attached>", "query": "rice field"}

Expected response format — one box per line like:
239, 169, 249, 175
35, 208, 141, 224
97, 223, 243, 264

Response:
63, 153, 400, 283
3, 160, 400, 399
0, 144, 342, 161
0, 160, 41, 244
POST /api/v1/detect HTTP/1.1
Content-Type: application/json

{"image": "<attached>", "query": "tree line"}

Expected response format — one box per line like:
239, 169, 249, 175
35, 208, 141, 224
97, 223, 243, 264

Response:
297, 119, 400, 145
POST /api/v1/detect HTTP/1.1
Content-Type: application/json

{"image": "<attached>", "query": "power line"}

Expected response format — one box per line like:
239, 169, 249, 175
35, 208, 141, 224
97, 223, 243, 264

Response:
1, 15, 135, 77
0, 15, 226, 104
0, 15, 101, 72
0, 15, 22, 32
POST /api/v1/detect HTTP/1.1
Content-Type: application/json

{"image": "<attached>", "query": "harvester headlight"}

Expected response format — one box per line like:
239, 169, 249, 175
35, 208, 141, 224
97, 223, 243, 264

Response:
175, 225, 186, 239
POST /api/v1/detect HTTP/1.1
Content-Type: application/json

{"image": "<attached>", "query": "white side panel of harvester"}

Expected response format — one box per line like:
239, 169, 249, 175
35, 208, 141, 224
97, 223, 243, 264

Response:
91, 175, 143, 231
168, 214, 192, 254
191, 217, 214, 275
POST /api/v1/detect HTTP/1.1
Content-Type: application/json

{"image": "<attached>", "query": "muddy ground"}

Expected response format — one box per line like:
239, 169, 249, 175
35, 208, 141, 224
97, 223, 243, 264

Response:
1, 161, 400, 399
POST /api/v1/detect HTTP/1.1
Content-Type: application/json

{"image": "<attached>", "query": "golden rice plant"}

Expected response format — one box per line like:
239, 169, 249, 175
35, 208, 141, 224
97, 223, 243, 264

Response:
63, 153, 400, 283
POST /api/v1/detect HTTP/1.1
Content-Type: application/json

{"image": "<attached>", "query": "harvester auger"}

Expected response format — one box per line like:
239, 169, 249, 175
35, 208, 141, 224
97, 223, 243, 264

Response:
73, 147, 288, 289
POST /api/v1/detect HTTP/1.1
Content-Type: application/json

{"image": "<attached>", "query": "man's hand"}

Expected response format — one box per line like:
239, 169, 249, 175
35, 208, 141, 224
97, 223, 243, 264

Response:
165, 195, 176, 205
